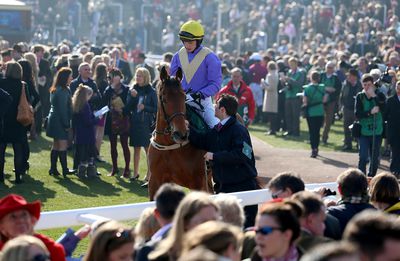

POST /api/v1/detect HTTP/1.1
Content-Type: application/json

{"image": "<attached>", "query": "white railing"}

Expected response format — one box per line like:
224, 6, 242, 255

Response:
36, 182, 337, 230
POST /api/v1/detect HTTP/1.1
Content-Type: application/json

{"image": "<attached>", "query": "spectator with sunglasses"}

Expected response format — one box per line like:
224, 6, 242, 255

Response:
83, 220, 135, 261
267, 172, 305, 200
248, 201, 303, 261
0, 235, 51, 261
266, 172, 341, 240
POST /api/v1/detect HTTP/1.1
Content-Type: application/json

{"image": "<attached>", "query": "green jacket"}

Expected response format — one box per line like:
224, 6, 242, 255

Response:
304, 84, 325, 117
285, 69, 306, 99
46, 86, 72, 140
355, 91, 385, 136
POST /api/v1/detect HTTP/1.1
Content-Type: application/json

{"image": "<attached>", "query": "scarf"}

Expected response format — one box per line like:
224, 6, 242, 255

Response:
337, 194, 370, 205
263, 244, 299, 261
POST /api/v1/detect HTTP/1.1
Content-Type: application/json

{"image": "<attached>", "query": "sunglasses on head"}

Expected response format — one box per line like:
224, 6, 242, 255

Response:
107, 228, 133, 243
254, 226, 283, 235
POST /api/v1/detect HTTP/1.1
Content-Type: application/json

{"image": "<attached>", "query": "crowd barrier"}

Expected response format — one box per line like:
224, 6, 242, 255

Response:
36, 182, 337, 230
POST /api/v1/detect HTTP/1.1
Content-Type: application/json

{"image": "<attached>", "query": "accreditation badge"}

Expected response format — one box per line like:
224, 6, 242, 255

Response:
242, 141, 253, 159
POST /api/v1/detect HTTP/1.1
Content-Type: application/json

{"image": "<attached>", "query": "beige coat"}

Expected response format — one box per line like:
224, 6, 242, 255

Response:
261, 70, 279, 113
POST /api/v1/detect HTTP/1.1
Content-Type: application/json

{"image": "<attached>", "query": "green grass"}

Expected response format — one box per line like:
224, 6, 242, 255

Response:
1, 135, 149, 256
249, 117, 353, 152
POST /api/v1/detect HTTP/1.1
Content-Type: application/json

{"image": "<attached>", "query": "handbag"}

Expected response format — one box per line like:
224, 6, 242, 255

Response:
111, 111, 130, 135
350, 121, 361, 138
16, 84, 34, 127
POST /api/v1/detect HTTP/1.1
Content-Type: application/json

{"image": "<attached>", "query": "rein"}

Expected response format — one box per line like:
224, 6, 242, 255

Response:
154, 93, 186, 135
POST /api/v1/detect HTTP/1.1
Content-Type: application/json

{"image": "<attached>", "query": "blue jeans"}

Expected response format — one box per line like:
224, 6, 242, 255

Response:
358, 135, 382, 177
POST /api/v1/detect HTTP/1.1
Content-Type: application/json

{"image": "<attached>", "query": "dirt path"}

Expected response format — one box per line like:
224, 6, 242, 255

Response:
252, 135, 390, 185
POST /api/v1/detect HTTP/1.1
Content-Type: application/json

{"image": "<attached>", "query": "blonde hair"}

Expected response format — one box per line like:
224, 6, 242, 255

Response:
23, 52, 39, 85
90, 55, 104, 72
149, 192, 219, 260
0, 235, 49, 261
134, 207, 160, 247
83, 52, 95, 64
101, 54, 111, 69
84, 220, 135, 261
5, 61, 22, 80
267, 61, 277, 71
181, 221, 243, 257
72, 84, 93, 113
131, 67, 151, 86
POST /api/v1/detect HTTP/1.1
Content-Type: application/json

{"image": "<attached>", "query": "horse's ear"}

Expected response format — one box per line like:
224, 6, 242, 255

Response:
176, 67, 183, 82
160, 66, 169, 82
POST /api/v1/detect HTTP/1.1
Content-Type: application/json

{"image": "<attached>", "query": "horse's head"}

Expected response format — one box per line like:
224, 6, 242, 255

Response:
158, 67, 188, 143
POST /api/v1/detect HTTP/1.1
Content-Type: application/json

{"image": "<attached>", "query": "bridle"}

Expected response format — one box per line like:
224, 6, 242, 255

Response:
154, 88, 186, 136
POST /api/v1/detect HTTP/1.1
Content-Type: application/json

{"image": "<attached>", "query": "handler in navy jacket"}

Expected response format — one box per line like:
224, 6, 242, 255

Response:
189, 93, 259, 228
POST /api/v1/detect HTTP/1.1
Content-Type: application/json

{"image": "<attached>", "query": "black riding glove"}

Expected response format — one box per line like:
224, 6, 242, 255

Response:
190, 93, 203, 100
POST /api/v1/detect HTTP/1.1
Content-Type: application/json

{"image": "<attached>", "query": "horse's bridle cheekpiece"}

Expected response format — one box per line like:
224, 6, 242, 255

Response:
155, 91, 186, 135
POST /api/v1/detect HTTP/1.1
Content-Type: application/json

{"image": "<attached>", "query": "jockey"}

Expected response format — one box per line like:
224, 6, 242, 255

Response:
170, 20, 222, 128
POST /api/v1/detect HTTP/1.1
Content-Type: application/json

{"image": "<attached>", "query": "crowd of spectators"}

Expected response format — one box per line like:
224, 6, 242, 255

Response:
0, 169, 400, 260
19, 0, 400, 54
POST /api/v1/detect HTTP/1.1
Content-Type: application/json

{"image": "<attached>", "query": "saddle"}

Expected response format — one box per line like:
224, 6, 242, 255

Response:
186, 103, 210, 134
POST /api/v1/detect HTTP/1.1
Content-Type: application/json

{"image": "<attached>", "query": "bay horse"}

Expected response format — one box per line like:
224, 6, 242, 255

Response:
147, 67, 213, 200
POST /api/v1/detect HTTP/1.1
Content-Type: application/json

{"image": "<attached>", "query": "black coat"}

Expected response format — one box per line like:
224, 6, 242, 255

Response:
38, 58, 52, 86
125, 84, 157, 147
385, 95, 400, 148
117, 59, 133, 84
327, 202, 375, 237
102, 84, 130, 136
0, 88, 12, 137
0, 78, 29, 143
69, 76, 102, 111
189, 116, 258, 193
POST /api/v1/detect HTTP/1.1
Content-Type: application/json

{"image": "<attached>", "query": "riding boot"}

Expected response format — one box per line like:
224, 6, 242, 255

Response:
15, 172, 22, 184
49, 150, 60, 176
87, 164, 98, 178
59, 151, 75, 177
77, 164, 87, 178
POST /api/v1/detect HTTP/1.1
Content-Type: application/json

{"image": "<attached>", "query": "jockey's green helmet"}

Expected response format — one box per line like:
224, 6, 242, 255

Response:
179, 20, 204, 41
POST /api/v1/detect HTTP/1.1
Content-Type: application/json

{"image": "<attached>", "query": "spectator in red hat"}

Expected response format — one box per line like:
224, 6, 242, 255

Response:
0, 194, 66, 261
